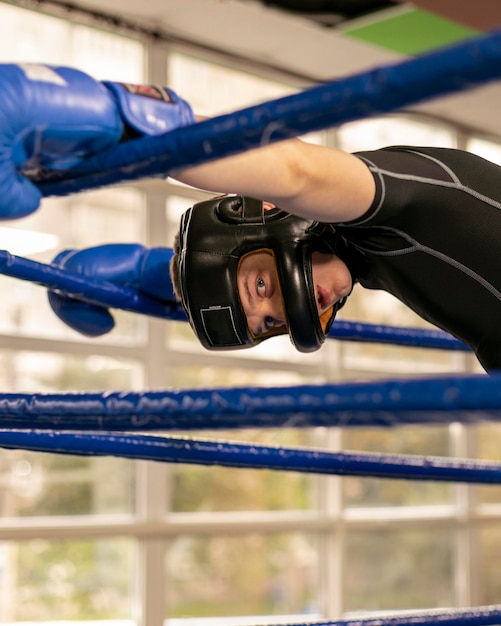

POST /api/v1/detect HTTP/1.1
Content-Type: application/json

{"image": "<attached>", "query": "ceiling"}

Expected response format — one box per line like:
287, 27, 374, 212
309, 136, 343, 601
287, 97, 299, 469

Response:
21, 0, 501, 138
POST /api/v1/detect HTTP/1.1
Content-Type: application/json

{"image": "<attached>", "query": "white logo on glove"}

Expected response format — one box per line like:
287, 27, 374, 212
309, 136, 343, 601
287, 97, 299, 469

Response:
19, 63, 67, 86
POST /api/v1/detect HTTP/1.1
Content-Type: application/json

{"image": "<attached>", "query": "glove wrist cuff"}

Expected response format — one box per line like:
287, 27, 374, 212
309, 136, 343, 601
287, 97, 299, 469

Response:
141, 247, 176, 301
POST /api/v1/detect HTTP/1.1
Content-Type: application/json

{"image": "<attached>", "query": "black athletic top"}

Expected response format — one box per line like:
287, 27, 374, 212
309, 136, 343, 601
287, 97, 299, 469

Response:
335, 146, 501, 373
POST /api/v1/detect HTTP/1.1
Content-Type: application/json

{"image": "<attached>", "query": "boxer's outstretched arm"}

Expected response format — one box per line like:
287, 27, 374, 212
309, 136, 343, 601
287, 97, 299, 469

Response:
174, 136, 376, 224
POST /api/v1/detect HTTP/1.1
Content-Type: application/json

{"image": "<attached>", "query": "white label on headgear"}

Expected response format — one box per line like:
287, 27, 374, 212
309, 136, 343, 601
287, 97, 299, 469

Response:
201, 305, 243, 347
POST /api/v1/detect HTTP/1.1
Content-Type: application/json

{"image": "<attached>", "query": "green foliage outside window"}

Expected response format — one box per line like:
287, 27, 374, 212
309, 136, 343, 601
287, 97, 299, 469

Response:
12, 539, 132, 621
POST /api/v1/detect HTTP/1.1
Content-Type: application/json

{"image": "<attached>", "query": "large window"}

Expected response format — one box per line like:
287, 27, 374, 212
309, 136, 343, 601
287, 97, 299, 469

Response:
0, 3, 498, 625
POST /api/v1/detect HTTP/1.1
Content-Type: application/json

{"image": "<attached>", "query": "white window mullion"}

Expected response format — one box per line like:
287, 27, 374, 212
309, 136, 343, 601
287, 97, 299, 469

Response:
450, 422, 480, 607
135, 460, 169, 626
133, 39, 172, 626
316, 427, 344, 620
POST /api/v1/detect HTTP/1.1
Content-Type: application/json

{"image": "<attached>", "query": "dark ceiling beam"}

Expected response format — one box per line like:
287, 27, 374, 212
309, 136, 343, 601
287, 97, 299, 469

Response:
259, 1, 397, 20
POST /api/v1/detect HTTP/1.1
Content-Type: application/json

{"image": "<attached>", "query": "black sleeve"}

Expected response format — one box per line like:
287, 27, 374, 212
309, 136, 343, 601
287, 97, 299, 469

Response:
343, 146, 487, 227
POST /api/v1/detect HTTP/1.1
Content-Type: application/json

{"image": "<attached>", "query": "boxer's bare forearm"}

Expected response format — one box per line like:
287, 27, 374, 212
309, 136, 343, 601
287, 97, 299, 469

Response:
174, 137, 375, 223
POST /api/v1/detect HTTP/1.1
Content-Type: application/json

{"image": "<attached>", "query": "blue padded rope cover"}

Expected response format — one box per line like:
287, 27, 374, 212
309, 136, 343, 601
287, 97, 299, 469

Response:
330, 321, 467, 351
0, 374, 499, 432
38, 29, 501, 197
0, 249, 186, 321
2, 430, 501, 484
0, 250, 468, 350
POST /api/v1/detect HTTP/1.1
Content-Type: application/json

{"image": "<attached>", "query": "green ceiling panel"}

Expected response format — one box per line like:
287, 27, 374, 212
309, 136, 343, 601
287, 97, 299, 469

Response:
342, 7, 479, 55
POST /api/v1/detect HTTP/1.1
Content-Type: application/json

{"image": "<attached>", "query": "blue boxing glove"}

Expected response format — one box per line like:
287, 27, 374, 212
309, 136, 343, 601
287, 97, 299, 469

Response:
48, 244, 174, 336
0, 63, 194, 219
0, 63, 121, 219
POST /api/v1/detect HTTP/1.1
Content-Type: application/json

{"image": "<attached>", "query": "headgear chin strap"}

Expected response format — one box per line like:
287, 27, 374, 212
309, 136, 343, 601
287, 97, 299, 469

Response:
177, 195, 346, 352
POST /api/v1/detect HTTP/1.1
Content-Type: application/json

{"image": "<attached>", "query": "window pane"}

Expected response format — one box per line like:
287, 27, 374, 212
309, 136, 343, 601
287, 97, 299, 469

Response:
171, 464, 312, 513
0, 352, 138, 516
167, 322, 331, 367
0, 538, 133, 622
337, 116, 456, 152
0, 351, 142, 393
474, 423, 501, 505
467, 137, 501, 166
168, 52, 292, 117
171, 428, 317, 513
167, 362, 326, 389
335, 334, 461, 377
342, 426, 452, 507
166, 533, 318, 619
0, 3, 144, 81
344, 528, 454, 611
0, 450, 134, 517
0, 188, 146, 342
478, 526, 501, 605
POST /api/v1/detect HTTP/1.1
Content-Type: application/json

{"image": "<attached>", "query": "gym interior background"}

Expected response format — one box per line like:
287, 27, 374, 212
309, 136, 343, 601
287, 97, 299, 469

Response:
0, 1, 500, 625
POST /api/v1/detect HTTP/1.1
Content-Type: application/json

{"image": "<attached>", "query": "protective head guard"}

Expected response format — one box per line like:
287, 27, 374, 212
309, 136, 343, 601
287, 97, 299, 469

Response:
177, 195, 347, 352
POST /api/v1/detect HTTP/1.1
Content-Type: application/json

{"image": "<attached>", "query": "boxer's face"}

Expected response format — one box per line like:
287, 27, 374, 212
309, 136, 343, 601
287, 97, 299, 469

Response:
237, 249, 352, 338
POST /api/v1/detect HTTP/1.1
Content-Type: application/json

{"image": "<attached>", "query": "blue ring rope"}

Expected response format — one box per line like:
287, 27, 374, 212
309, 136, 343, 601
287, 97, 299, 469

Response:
138, 606, 499, 626
1, 430, 501, 484
327, 608, 501, 626
0, 250, 468, 351
0, 375, 499, 431
329, 321, 467, 351
38, 29, 501, 197
0, 249, 186, 320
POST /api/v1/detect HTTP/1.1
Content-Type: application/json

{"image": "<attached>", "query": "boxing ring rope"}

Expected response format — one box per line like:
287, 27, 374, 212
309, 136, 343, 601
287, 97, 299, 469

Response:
282, 608, 501, 626
0, 249, 469, 351
33, 28, 501, 197
3, 429, 501, 485
0, 249, 187, 321
0, 375, 500, 431
3, 30, 501, 626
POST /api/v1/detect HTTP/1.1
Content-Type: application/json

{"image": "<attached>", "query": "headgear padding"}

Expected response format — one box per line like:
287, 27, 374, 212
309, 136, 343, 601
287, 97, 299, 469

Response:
177, 195, 345, 352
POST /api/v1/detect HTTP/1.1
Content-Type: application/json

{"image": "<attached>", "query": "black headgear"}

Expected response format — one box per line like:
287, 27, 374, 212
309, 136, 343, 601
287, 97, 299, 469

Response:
177, 195, 347, 352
